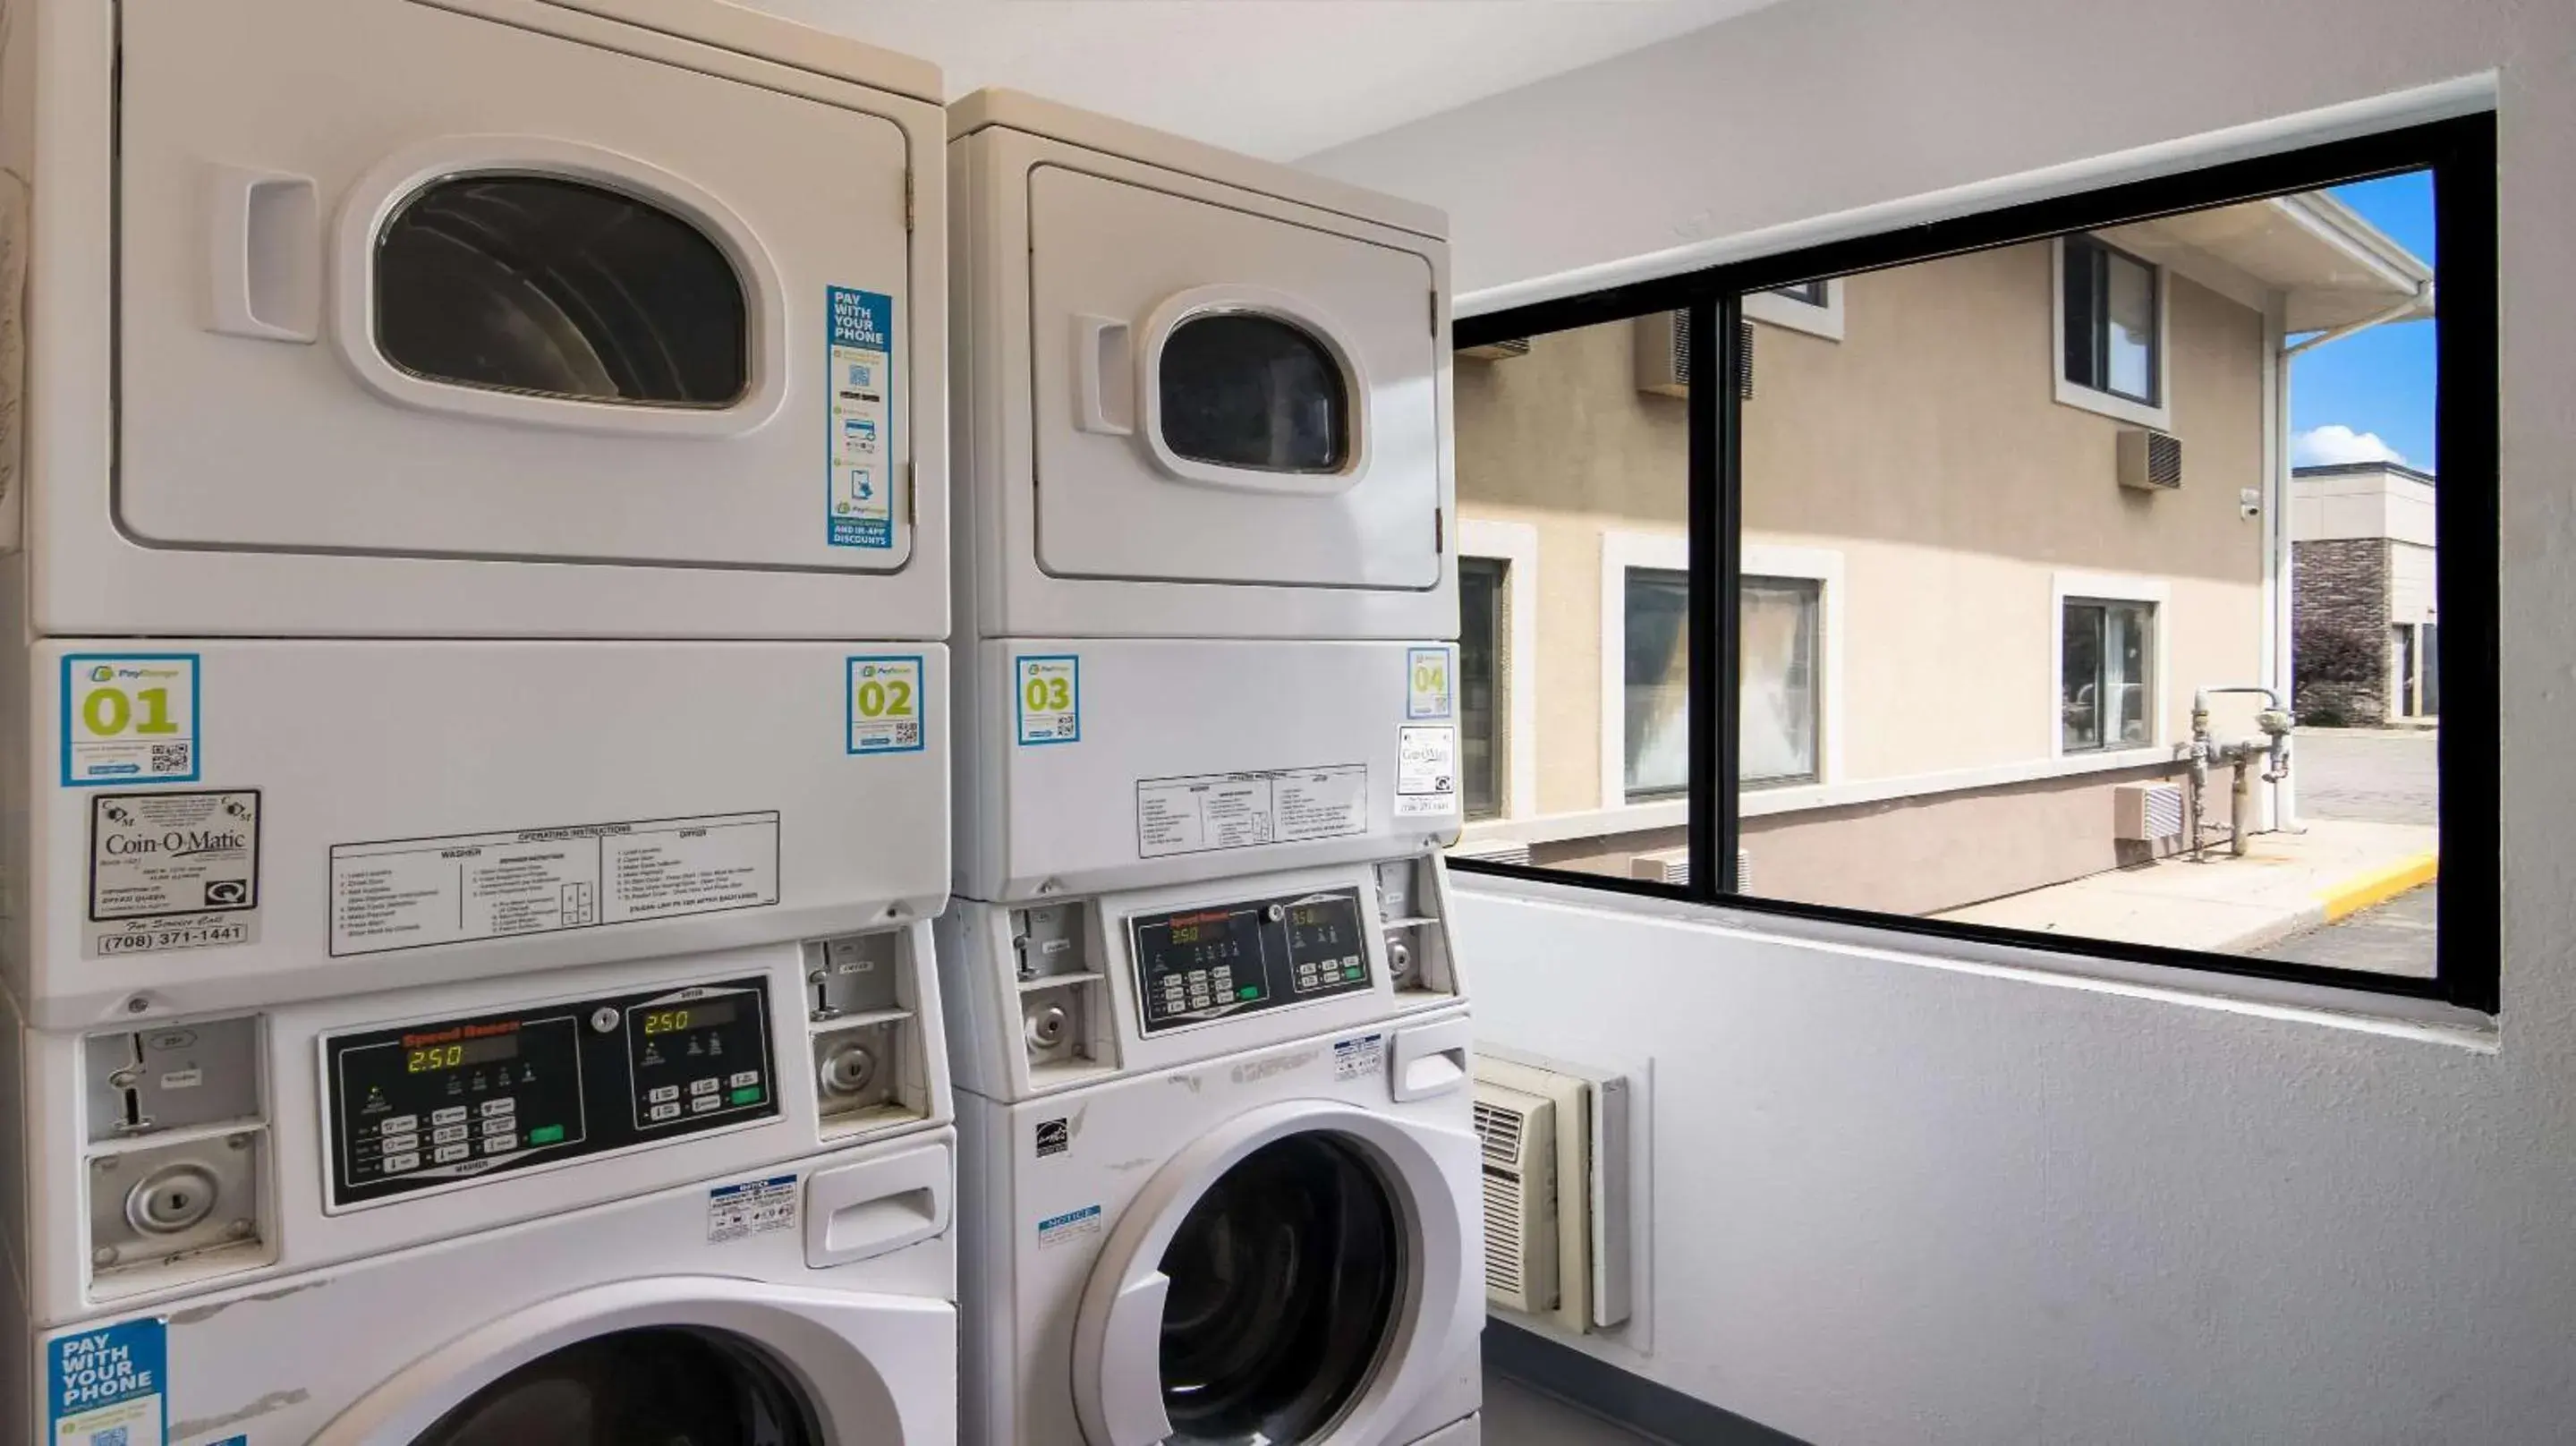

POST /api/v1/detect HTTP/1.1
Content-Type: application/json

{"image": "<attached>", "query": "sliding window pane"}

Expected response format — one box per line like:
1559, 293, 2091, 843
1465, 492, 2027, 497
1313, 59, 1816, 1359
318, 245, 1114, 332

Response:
1733, 171, 2445, 979
1448, 316, 1691, 881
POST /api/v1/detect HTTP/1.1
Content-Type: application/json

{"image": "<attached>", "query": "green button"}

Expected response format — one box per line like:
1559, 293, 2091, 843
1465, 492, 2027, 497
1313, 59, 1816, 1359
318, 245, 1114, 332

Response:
730, 1086, 763, 1106
528, 1124, 565, 1145
1237, 985, 1261, 999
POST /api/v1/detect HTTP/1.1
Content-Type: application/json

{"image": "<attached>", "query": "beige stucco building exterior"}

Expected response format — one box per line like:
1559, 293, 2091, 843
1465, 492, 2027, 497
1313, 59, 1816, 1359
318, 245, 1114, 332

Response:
1450, 193, 2433, 914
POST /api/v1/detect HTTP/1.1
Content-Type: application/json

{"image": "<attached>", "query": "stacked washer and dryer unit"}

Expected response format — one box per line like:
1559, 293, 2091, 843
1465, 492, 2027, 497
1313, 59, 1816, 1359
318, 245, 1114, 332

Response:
4, 2, 965, 1442
944, 91, 1484, 1446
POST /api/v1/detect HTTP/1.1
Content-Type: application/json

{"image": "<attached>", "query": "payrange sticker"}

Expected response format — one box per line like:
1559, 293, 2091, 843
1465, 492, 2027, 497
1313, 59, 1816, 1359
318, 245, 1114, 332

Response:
826, 287, 896, 549
1016, 655, 1081, 745
63, 654, 200, 787
846, 656, 926, 755
1407, 646, 1455, 719
87, 790, 261, 959
48, 1316, 166, 1446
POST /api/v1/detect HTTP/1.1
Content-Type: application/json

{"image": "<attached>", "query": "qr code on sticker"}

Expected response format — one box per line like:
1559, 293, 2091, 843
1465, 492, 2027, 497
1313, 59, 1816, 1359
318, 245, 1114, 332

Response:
896, 722, 919, 746
89, 1427, 129, 1446
1055, 718, 1075, 737
148, 743, 190, 773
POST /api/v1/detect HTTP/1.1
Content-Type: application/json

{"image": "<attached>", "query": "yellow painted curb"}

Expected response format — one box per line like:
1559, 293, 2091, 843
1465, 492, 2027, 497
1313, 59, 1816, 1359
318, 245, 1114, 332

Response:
2320, 852, 2439, 923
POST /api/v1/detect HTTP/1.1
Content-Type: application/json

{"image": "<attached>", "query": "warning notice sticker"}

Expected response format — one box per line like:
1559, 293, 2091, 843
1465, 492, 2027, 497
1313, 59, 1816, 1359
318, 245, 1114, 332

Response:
1136, 764, 1367, 859
87, 790, 260, 959
708, 1173, 799, 1244
329, 811, 779, 957
1395, 726, 1458, 818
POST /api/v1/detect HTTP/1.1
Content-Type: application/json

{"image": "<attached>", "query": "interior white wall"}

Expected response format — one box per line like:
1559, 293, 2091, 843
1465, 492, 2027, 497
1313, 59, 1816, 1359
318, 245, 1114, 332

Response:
1305, 0, 2576, 1441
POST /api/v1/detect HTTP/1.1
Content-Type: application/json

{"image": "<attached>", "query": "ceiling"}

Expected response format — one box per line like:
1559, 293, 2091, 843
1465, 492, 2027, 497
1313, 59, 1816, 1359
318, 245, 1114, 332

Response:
743, 0, 1779, 160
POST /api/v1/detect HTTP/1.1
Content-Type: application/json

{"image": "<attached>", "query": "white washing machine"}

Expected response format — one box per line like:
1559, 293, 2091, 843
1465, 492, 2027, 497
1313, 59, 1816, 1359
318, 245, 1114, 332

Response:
959, 1015, 1480, 1446
27, 1133, 956, 1445
1, 0, 955, 1033
6, 934, 957, 1443
942, 90, 1479, 1446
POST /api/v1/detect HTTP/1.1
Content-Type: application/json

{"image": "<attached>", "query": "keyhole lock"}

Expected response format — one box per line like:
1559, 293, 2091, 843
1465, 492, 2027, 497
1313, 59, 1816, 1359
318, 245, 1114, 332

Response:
1025, 1003, 1070, 1051
126, 1162, 219, 1237
818, 1041, 877, 1096
1385, 937, 1414, 982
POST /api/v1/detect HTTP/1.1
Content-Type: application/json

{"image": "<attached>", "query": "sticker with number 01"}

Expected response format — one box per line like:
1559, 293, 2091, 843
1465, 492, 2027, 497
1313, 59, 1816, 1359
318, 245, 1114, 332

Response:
1406, 646, 1454, 719
63, 654, 200, 787
1016, 655, 1081, 746
846, 656, 927, 755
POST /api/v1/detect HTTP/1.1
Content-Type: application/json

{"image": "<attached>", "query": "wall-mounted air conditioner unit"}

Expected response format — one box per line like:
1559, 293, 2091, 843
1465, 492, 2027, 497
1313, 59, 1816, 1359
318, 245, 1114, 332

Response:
1472, 1075, 1563, 1316
1475, 1051, 1637, 1335
1628, 846, 1752, 892
2117, 429, 2184, 490
1450, 838, 1533, 867
2113, 780, 2186, 841
1458, 337, 1532, 362
1634, 311, 1756, 399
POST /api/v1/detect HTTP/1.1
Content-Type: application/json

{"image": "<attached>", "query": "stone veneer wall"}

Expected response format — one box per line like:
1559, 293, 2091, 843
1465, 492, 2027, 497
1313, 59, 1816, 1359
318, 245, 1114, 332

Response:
2292, 537, 2393, 723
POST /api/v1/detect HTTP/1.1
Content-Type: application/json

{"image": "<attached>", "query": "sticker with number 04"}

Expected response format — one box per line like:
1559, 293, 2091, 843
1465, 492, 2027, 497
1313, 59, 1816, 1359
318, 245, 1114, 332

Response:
847, 656, 926, 755
63, 654, 200, 786
1016, 655, 1081, 746
1407, 646, 1454, 719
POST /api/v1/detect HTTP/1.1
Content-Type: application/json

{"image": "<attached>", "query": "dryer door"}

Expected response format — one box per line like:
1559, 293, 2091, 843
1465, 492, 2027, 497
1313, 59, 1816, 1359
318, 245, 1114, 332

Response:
1070, 1102, 1478, 1446
116, 0, 917, 571
1026, 166, 1442, 591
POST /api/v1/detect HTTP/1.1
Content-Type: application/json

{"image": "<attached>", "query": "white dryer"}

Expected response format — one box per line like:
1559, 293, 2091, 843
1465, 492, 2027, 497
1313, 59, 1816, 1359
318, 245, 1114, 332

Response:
959, 1014, 1480, 1446
2, 0, 956, 1033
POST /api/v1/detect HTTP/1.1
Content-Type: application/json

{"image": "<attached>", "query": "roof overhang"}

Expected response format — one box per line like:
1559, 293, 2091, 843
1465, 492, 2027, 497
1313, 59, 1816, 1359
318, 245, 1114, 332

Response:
2099, 191, 2433, 333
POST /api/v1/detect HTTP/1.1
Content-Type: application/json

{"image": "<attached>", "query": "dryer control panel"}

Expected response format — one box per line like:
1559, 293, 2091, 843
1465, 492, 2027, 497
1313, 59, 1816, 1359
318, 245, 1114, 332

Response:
322, 976, 777, 1208
1129, 889, 1372, 1035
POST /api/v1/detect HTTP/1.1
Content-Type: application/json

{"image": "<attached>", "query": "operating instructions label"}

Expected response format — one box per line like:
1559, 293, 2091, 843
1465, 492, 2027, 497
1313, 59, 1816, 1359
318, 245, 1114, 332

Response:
1135, 764, 1367, 859
329, 811, 779, 957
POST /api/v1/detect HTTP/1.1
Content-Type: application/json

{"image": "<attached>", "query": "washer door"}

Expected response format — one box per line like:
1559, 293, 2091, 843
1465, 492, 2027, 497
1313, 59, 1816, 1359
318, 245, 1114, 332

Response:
311, 1278, 952, 1446
1071, 1102, 1478, 1446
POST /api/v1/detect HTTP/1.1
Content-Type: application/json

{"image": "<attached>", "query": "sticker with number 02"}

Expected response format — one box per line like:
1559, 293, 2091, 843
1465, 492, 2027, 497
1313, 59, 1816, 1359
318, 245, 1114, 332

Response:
846, 656, 926, 755
1016, 655, 1081, 746
64, 654, 200, 786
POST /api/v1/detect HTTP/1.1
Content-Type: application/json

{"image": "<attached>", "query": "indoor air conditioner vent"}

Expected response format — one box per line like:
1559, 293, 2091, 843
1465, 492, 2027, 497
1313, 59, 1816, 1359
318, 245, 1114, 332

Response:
1458, 338, 1532, 362
2118, 429, 2184, 489
1633, 312, 1756, 400
1470, 1081, 1559, 1315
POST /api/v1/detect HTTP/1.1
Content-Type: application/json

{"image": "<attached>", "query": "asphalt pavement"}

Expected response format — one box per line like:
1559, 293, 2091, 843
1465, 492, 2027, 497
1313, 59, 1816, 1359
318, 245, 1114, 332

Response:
2259, 727, 2440, 975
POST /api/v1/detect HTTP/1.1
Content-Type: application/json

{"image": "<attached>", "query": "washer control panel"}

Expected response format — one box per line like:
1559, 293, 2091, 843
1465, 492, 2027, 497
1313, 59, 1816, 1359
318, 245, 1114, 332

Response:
1129, 889, 1372, 1035
322, 976, 776, 1208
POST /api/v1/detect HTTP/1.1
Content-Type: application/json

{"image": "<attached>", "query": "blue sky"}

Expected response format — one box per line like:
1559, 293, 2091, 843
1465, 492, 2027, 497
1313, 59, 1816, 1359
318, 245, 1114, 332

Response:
2286, 170, 2437, 472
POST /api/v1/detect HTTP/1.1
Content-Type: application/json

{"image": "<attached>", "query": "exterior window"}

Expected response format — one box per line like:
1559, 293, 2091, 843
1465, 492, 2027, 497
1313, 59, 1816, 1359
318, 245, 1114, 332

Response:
2062, 600, 2155, 752
1624, 568, 1691, 800
2393, 623, 2419, 716
1771, 281, 1829, 307
2420, 622, 2442, 716
1459, 557, 1506, 820
1741, 577, 1821, 786
1159, 312, 1348, 472
2062, 235, 2160, 405
377, 175, 747, 406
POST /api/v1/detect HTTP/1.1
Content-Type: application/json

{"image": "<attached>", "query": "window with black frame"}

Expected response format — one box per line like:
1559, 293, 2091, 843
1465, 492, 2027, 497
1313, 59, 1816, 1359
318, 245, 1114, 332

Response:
1444, 115, 2495, 1013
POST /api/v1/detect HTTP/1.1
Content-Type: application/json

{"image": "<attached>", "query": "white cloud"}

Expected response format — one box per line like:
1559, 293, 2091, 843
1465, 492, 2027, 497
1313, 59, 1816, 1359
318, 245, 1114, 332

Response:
2292, 424, 2407, 468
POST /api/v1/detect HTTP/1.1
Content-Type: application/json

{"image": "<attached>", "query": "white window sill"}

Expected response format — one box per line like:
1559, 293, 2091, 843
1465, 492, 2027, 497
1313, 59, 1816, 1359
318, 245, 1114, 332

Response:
1448, 866, 2496, 1046
1743, 285, 1844, 342
2053, 375, 2170, 430
1459, 800, 1689, 848
1741, 747, 2176, 818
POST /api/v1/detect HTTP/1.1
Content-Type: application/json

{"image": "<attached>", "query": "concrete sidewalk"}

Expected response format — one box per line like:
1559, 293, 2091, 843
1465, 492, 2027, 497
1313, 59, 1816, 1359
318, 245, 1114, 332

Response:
1934, 819, 2438, 957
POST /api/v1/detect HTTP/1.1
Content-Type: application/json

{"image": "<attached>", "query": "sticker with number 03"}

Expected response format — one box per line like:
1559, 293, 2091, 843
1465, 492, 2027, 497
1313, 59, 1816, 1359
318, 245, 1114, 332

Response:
63, 654, 200, 787
846, 655, 927, 755
1406, 646, 1454, 719
1016, 655, 1081, 746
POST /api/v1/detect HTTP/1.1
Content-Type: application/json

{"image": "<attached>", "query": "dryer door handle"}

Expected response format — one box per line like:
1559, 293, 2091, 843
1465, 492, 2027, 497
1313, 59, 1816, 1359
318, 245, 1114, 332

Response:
1075, 314, 1135, 436
206, 165, 319, 343
1093, 1271, 1177, 1446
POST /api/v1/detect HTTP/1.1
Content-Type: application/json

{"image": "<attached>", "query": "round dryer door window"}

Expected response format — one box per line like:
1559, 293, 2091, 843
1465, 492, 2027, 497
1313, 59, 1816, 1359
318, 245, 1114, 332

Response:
412, 1327, 818, 1446
1154, 1132, 1405, 1444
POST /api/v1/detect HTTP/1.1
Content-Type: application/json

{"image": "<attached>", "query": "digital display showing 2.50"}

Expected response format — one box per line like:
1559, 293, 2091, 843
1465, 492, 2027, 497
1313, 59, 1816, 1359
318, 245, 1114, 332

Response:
405, 1033, 519, 1075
